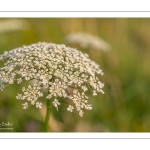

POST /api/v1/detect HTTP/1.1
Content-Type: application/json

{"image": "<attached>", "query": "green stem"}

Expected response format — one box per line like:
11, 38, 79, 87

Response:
44, 99, 51, 132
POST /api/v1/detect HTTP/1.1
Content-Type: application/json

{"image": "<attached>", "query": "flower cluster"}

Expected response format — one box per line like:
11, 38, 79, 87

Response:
0, 42, 104, 116
65, 32, 111, 52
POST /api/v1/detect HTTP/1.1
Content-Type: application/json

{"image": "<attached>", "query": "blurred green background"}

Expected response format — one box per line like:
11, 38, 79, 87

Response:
0, 18, 150, 132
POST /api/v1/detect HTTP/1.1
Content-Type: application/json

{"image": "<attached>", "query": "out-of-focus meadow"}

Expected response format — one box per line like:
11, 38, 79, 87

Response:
0, 18, 150, 132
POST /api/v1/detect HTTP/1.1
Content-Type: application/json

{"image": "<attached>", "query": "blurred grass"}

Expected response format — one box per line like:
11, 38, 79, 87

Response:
0, 18, 150, 132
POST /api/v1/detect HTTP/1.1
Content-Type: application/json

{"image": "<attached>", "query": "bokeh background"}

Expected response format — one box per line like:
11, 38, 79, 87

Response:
0, 18, 150, 132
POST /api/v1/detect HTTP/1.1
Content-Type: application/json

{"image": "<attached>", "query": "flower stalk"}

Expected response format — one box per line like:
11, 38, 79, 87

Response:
44, 99, 51, 132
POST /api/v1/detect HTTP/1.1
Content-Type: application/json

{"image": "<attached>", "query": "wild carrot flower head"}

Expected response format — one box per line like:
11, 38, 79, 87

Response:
65, 32, 111, 52
0, 42, 104, 116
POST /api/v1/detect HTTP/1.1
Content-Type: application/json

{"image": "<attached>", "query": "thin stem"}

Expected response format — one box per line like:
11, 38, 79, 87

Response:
44, 99, 51, 132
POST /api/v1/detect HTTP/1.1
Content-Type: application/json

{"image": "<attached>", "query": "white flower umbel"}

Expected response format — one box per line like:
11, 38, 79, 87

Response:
52, 99, 60, 111
65, 32, 111, 52
67, 105, 74, 112
0, 42, 104, 117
